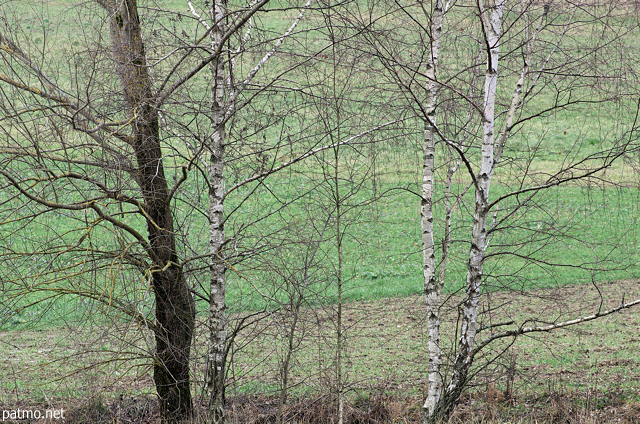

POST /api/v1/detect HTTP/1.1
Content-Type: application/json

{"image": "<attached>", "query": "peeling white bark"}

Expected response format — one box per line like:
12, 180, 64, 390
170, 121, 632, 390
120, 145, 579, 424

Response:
446, 0, 504, 404
207, 1, 228, 423
422, 0, 446, 419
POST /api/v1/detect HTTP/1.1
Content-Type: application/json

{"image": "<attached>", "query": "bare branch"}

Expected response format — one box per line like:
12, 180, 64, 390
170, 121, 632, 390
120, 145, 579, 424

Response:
223, 117, 411, 200
472, 297, 640, 358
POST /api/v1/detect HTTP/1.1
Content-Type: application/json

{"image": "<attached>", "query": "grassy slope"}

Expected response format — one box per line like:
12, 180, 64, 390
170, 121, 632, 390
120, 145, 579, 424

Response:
1, 1, 640, 422
3, 279, 640, 422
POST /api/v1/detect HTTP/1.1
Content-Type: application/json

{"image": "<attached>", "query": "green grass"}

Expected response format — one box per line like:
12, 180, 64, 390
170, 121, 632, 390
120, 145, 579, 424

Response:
1, 146, 639, 327
0, 0, 638, 326
3, 280, 640, 421
216, 176, 640, 311
1, 2, 640, 422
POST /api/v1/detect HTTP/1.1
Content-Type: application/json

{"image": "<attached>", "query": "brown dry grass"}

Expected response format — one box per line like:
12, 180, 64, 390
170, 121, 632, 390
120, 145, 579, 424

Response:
2, 280, 640, 423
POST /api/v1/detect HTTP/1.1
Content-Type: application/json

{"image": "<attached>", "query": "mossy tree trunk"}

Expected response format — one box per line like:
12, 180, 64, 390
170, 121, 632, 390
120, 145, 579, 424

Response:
100, 0, 195, 420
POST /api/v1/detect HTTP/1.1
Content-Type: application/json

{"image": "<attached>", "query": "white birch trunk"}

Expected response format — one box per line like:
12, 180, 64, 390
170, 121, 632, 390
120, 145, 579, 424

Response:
494, 7, 548, 167
448, 0, 504, 397
461, 0, 503, 360
422, 0, 446, 419
426, 2, 504, 422
207, 0, 228, 422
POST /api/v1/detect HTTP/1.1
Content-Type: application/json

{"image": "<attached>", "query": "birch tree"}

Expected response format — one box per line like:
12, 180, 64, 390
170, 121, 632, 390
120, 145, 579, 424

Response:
340, 1, 640, 422
430, 2, 506, 419
0, 0, 311, 420
421, 0, 447, 417
192, 0, 312, 421
204, 1, 229, 421
2, 0, 387, 421
424, 2, 639, 421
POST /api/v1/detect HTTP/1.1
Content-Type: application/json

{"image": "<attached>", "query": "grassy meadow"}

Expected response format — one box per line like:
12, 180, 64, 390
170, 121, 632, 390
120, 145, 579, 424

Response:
1, 0, 640, 423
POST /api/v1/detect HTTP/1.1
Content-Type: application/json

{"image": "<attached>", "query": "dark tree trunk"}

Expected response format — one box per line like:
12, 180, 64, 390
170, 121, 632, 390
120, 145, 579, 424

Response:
101, 0, 195, 420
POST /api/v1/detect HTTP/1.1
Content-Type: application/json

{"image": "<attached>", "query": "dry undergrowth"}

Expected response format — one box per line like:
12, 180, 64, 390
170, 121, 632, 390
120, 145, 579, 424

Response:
2, 280, 640, 423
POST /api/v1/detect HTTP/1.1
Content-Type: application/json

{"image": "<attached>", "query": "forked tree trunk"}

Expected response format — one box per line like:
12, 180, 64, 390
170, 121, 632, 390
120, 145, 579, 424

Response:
425, 1, 504, 422
421, 0, 446, 421
100, 0, 195, 420
207, 0, 228, 422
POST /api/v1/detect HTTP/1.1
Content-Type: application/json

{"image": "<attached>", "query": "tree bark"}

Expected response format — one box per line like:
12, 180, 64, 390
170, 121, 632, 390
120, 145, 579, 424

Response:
426, 1, 504, 422
102, 0, 195, 420
207, 0, 228, 423
421, 0, 446, 420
